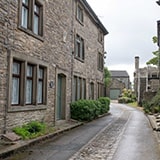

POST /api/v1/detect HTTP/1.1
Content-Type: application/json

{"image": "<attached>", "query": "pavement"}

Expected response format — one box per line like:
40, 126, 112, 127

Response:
147, 113, 160, 141
0, 120, 83, 159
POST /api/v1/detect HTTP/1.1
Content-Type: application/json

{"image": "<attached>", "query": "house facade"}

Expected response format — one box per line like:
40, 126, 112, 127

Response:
108, 70, 130, 100
0, 0, 108, 133
134, 56, 159, 105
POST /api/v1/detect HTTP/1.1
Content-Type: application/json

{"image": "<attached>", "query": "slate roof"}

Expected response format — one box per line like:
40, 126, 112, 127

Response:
110, 70, 129, 78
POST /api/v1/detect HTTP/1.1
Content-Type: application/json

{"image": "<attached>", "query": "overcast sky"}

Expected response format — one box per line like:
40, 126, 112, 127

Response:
87, 0, 160, 82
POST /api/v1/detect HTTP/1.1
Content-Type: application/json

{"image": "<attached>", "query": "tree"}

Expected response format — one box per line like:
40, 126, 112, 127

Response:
104, 67, 111, 87
146, 36, 159, 66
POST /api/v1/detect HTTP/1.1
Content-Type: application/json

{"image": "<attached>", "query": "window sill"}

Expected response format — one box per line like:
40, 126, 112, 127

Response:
98, 68, 103, 72
75, 56, 84, 63
98, 40, 103, 45
8, 105, 47, 113
76, 18, 84, 26
18, 26, 44, 42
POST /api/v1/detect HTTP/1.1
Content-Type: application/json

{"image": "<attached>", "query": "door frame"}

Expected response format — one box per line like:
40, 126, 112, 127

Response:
56, 73, 66, 121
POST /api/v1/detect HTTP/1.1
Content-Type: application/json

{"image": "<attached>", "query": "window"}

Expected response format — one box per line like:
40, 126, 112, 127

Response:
98, 52, 104, 71
12, 61, 21, 105
73, 76, 86, 101
20, 0, 43, 36
77, 4, 83, 24
75, 34, 84, 61
97, 82, 104, 98
90, 82, 94, 99
26, 64, 34, 104
21, 0, 29, 29
11, 59, 47, 107
38, 67, 44, 104
98, 30, 103, 43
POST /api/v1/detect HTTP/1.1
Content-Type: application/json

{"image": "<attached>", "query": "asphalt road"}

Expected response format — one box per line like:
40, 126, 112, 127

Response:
4, 103, 160, 160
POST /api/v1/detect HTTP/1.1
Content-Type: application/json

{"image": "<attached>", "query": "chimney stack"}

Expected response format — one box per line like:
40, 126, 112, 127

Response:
135, 56, 139, 71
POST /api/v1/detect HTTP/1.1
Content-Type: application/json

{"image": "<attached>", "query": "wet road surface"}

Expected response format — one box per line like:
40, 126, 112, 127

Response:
112, 104, 160, 160
4, 103, 160, 160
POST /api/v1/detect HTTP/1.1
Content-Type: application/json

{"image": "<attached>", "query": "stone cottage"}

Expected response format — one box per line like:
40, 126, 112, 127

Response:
134, 56, 159, 105
108, 70, 130, 100
0, 0, 108, 133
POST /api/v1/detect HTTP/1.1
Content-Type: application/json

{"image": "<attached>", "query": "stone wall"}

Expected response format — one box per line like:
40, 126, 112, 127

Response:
0, 0, 106, 133
73, 0, 105, 99
0, 0, 12, 133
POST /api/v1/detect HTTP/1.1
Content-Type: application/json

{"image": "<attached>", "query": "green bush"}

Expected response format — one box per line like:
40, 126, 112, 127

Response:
98, 97, 110, 114
118, 97, 133, 104
13, 121, 46, 139
142, 90, 160, 113
70, 97, 110, 122
118, 89, 136, 104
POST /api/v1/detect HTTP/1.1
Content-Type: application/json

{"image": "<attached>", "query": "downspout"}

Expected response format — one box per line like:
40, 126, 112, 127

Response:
70, 0, 74, 103
3, 0, 11, 134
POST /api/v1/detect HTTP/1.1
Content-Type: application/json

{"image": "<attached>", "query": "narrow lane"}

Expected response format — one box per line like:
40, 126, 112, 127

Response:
112, 104, 160, 160
4, 103, 124, 160
70, 103, 160, 160
4, 103, 160, 160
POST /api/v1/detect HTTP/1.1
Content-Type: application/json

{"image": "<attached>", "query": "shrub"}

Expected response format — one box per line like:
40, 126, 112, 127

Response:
118, 97, 133, 104
70, 97, 110, 122
98, 97, 110, 114
118, 89, 136, 104
13, 121, 46, 139
142, 90, 160, 113
70, 100, 96, 121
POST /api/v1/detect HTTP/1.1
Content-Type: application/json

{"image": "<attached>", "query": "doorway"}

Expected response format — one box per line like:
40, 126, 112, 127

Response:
56, 74, 66, 120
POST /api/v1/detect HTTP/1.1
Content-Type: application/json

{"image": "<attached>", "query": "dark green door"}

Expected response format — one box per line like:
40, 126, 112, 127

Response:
56, 74, 66, 120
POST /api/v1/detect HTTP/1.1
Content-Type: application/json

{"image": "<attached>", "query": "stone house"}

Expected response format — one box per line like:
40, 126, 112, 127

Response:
134, 56, 159, 105
0, 0, 108, 133
108, 70, 130, 100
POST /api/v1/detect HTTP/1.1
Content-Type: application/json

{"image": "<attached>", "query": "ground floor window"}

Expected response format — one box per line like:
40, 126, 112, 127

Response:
11, 59, 47, 107
73, 76, 86, 101
97, 82, 104, 98
90, 82, 94, 99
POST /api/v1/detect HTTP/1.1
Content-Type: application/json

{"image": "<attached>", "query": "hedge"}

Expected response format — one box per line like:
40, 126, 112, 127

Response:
70, 97, 110, 122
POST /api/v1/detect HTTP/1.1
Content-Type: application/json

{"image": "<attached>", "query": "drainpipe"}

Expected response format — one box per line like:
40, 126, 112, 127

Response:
3, 1, 11, 134
70, 0, 74, 103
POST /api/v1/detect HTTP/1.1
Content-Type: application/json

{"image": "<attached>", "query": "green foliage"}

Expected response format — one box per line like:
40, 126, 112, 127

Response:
146, 36, 159, 66
13, 121, 46, 139
98, 97, 110, 114
152, 36, 158, 44
104, 67, 111, 87
142, 90, 160, 113
118, 97, 133, 104
70, 97, 110, 122
118, 88, 136, 104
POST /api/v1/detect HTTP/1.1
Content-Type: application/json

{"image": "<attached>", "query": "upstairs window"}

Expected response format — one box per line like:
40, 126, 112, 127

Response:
77, 4, 83, 24
75, 34, 84, 61
34, 3, 41, 34
21, 0, 29, 29
98, 30, 104, 43
98, 52, 104, 71
19, 0, 43, 37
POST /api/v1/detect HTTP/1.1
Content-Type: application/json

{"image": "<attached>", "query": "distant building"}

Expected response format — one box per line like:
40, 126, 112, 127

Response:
108, 70, 130, 100
134, 56, 159, 105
